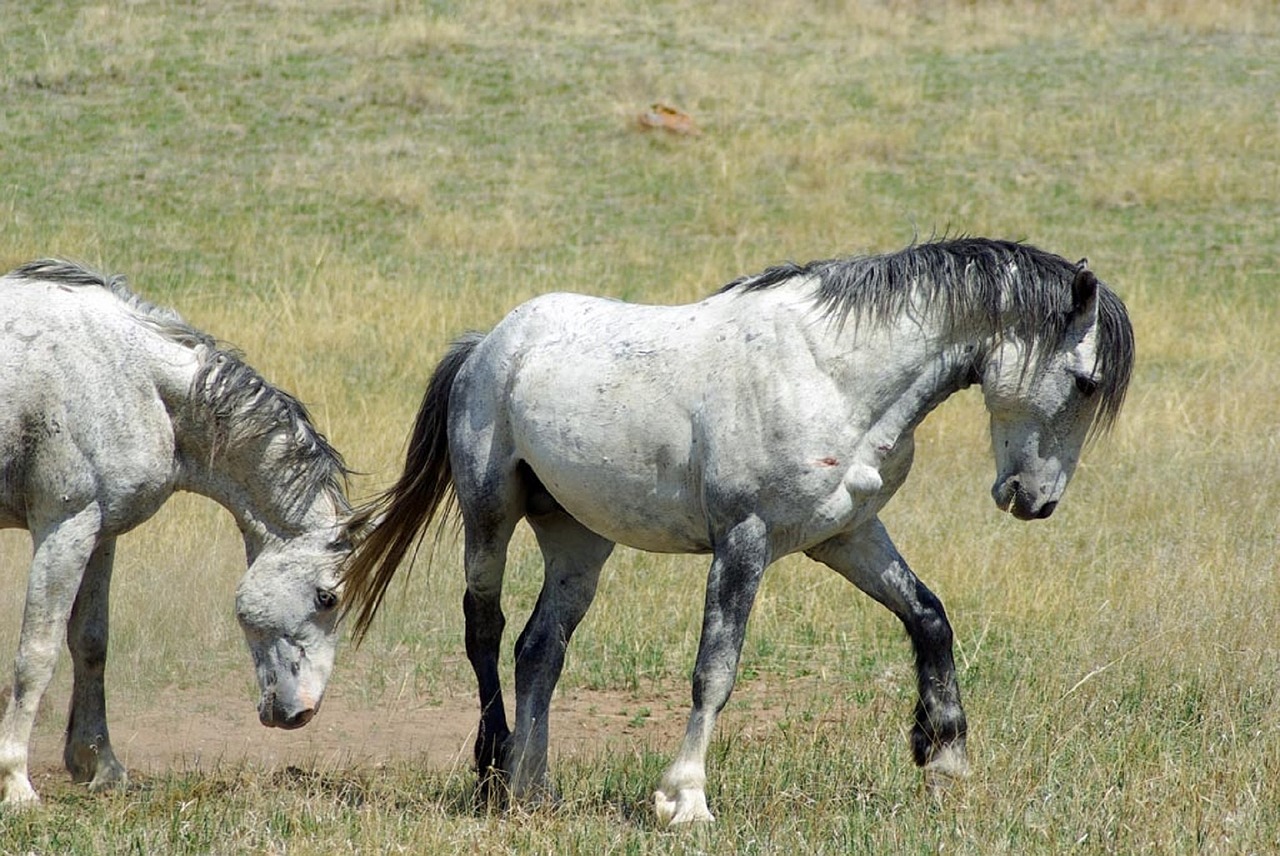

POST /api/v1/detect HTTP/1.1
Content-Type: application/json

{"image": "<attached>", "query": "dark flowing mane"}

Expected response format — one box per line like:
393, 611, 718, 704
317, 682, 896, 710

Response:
193, 355, 351, 515
7, 259, 350, 512
720, 237, 1134, 433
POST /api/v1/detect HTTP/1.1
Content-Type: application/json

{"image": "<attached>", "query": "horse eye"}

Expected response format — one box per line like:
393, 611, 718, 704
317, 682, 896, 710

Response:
316, 589, 339, 611
1075, 376, 1099, 397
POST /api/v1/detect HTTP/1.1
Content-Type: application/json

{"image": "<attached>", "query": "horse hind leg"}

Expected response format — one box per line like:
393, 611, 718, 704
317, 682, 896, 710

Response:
462, 512, 518, 804
64, 537, 127, 791
507, 505, 613, 805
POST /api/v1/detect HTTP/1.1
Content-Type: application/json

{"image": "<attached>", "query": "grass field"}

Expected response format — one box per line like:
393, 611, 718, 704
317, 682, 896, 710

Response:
2, 1, 1279, 852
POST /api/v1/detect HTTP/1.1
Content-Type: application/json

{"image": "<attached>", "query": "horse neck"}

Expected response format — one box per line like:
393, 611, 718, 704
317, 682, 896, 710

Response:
810, 305, 986, 443
171, 393, 340, 560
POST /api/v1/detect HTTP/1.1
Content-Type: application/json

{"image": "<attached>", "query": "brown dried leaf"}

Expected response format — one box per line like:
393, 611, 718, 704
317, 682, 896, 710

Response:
636, 103, 700, 136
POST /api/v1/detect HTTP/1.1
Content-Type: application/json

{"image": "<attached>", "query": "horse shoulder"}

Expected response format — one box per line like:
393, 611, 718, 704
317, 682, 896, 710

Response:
1, 291, 184, 534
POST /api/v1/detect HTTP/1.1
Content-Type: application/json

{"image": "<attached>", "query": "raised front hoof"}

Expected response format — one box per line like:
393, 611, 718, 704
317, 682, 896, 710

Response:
921, 741, 970, 794
653, 787, 715, 826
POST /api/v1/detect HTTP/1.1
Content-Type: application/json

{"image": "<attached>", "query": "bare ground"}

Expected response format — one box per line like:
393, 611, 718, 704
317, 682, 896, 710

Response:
21, 670, 859, 793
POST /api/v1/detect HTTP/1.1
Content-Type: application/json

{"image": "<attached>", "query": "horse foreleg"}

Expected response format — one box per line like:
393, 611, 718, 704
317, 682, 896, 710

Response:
0, 509, 100, 804
807, 519, 969, 786
508, 511, 612, 804
655, 517, 770, 826
64, 536, 127, 790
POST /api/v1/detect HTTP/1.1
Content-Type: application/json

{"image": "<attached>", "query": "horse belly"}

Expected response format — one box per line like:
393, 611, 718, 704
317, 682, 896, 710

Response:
519, 426, 712, 553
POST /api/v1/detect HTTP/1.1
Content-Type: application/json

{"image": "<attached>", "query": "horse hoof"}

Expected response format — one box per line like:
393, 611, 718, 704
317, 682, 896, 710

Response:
653, 787, 715, 826
1, 775, 40, 807
923, 742, 970, 794
87, 768, 129, 793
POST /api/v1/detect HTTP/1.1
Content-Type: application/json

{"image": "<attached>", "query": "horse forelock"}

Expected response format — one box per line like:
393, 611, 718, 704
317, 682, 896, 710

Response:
193, 354, 351, 514
721, 237, 1134, 434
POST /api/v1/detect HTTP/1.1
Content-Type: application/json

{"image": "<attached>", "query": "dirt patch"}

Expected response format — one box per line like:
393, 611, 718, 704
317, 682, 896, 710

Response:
24, 680, 682, 783
24, 671, 852, 788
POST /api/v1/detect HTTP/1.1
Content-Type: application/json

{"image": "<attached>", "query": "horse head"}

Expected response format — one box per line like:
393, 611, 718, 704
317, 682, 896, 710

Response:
981, 264, 1128, 520
234, 528, 350, 728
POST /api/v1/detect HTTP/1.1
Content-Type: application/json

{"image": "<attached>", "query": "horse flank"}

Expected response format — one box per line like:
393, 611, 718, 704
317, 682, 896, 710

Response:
6, 259, 350, 513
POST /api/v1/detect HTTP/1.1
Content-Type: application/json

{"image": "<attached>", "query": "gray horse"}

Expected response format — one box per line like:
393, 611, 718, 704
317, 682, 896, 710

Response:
343, 238, 1134, 824
0, 260, 351, 803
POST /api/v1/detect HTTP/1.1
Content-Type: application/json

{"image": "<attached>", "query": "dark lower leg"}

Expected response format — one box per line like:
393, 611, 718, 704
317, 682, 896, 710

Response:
65, 540, 124, 787
464, 589, 509, 781
905, 602, 967, 769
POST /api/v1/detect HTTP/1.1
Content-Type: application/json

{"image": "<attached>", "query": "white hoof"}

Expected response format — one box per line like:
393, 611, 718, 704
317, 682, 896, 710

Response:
2, 774, 40, 807
653, 787, 715, 826
923, 742, 970, 792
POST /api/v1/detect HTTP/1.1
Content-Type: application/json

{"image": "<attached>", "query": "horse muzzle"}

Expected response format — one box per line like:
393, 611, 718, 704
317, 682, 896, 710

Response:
258, 692, 318, 729
993, 476, 1059, 520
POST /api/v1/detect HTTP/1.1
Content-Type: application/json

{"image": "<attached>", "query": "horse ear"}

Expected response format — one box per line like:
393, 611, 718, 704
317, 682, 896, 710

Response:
1071, 265, 1097, 316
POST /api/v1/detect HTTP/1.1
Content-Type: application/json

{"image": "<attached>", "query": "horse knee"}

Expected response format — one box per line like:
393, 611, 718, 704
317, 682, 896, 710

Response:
69, 628, 109, 673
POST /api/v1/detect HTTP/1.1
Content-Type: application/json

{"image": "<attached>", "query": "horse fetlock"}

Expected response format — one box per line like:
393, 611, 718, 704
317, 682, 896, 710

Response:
506, 747, 556, 807
65, 745, 96, 783
911, 719, 964, 760
920, 733, 969, 777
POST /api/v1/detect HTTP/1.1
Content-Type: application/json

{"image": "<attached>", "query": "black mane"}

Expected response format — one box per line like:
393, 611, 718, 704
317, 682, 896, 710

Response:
721, 237, 1134, 433
7, 258, 350, 512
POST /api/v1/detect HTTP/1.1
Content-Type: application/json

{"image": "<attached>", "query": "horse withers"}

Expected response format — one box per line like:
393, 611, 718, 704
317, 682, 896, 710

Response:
343, 237, 1135, 824
0, 260, 352, 804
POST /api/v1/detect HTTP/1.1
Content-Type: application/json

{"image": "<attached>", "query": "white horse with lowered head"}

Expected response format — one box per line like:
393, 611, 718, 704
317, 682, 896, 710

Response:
342, 237, 1134, 824
0, 260, 351, 804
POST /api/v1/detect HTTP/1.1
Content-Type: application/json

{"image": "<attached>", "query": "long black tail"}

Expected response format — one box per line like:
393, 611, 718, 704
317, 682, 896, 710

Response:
342, 332, 484, 643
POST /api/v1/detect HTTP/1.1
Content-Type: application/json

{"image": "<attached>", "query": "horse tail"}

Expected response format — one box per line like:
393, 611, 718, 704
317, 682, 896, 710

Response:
342, 331, 485, 643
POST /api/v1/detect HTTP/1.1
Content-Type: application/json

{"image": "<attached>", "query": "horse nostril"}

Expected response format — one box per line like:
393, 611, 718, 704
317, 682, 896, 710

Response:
281, 708, 315, 730
1036, 501, 1058, 519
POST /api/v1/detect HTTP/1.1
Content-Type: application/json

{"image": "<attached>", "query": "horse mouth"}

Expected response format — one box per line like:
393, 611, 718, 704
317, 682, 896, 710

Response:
993, 479, 1058, 520
258, 697, 319, 729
